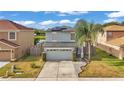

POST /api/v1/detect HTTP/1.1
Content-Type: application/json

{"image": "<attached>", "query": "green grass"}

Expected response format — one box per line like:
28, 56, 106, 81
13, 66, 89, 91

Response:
79, 48, 124, 77
34, 36, 45, 39
0, 56, 45, 78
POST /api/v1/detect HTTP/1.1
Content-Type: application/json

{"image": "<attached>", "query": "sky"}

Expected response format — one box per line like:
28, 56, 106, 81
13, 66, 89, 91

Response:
0, 11, 124, 29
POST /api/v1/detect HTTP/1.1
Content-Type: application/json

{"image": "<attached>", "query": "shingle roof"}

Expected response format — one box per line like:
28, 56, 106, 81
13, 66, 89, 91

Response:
107, 36, 124, 46
0, 39, 20, 48
47, 27, 75, 32
0, 20, 33, 31
104, 25, 124, 31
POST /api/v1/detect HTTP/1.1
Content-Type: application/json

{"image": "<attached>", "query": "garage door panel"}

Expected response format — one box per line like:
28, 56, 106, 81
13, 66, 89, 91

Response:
0, 50, 11, 61
46, 49, 72, 61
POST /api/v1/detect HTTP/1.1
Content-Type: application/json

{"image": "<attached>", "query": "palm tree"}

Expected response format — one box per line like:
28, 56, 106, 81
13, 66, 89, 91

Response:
75, 19, 103, 62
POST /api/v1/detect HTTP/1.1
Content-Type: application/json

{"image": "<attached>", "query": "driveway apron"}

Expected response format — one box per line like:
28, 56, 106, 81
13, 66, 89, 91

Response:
0, 62, 9, 68
37, 61, 79, 80
38, 62, 59, 78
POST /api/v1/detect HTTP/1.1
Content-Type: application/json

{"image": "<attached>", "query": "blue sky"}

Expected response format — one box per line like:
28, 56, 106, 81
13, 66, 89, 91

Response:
0, 11, 124, 29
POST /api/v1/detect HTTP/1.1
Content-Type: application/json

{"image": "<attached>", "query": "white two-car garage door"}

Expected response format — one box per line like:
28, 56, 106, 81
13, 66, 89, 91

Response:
46, 48, 73, 61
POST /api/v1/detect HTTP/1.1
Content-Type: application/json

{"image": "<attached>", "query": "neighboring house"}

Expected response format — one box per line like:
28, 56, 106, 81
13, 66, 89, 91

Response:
0, 20, 34, 61
43, 27, 77, 61
97, 25, 124, 59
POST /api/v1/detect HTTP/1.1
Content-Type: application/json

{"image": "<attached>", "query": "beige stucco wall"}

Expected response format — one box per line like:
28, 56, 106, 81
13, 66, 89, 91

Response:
97, 31, 124, 43
17, 31, 34, 57
107, 31, 124, 41
97, 32, 107, 43
97, 30, 124, 60
0, 30, 34, 59
96, 43, 121, 59
0, 32, 8, 40
0, 31, 18, 44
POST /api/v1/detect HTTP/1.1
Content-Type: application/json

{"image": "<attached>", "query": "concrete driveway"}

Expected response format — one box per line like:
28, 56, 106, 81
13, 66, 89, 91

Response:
36, 61, 86, 81
0, 61, 10, 68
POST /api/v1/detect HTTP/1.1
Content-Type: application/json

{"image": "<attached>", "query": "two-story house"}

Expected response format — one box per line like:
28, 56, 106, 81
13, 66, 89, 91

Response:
43, 27, 76, 61
97, 25, 124, 59
0, 20, 34, 61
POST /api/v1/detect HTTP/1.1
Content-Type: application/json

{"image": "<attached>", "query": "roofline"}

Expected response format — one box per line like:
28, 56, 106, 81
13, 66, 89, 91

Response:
104, 30, 124, 32
0, 41, 20, 48
0, 20, 34, 31
0, 30, 34, 32
46, 30, 75, 32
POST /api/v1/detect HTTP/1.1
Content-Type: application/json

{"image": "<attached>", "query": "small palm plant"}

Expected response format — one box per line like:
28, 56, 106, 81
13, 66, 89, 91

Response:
75, 19, 103, 62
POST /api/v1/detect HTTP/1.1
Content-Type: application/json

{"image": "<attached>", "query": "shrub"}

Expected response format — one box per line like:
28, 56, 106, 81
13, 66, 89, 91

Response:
31, 62, 36, 68
73, 52, 77, 61
42, 52, 46, 62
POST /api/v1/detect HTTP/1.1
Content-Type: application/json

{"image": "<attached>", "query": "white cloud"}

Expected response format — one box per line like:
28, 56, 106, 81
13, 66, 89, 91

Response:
59, 19, 78, 24
107, 11, 124, 18
103, 18, 116, 23
43, 11, 88, 16
58, 11, 88, 16
32, 11, 40, 13
39, 18, 79, 26
39, 20, 58, 25
0, 16, 5, 19
59, 20, 71, 24
74, 18, 80, 21
59, 11, 88, 15
14, 20, 36, 25
44, 11, 54, 14
58, 13, 67, 16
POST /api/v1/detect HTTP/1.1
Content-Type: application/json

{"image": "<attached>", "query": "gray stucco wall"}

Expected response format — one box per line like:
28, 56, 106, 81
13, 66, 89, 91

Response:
46, 32, 75, 42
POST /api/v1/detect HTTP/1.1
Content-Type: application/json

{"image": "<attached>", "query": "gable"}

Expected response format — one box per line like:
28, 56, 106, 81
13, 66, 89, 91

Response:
0, 20, 34, 32
0, 39, 20, 49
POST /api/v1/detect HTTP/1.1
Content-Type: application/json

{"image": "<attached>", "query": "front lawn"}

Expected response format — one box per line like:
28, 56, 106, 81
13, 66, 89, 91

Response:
0, 56, 45, 78
79, 48, 124, 77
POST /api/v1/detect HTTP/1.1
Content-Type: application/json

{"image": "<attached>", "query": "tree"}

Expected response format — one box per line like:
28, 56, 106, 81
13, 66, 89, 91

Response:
121, 21, 124, 25
103, 21, 120, 27
34, 29, 45, 36
34, 29, 45, 45
75, 19, 103, 62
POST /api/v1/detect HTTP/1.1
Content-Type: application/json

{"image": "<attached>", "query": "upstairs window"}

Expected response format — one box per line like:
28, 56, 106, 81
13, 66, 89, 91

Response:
8, 32, 16, 40
52, 32, 57, 41
71, 33, 75, 40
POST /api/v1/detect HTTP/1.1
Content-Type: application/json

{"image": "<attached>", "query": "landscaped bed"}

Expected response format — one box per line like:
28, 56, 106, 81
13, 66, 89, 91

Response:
79, 48, 124, 77
0, 56, 45, 78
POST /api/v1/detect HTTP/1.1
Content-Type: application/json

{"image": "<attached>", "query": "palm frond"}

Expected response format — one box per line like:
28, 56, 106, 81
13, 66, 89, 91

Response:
75, 19, 103, 45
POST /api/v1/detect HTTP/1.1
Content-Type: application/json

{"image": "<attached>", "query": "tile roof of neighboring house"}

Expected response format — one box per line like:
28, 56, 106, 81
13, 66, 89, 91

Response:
104, 25, 124, 31
0, 20, 34, 31
0, 39, 20, 48
107, 36, 124, 46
